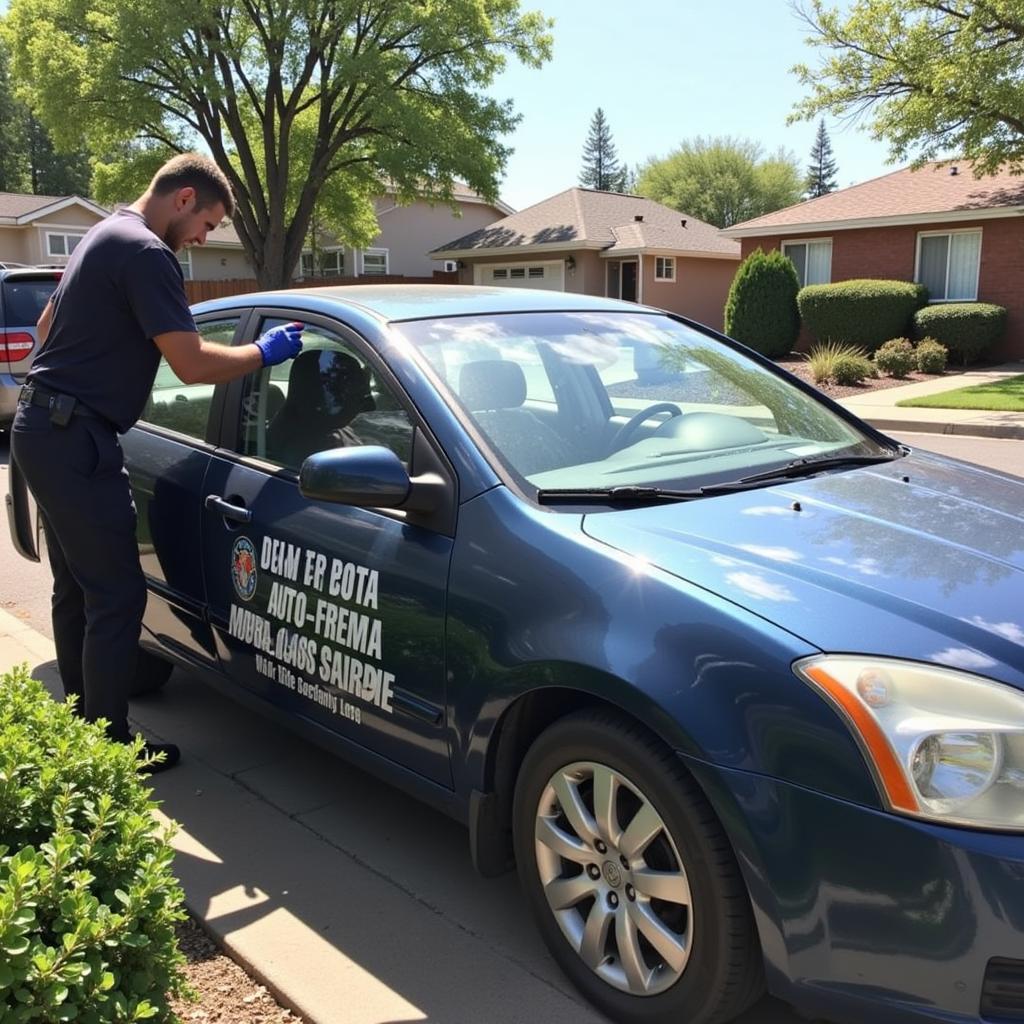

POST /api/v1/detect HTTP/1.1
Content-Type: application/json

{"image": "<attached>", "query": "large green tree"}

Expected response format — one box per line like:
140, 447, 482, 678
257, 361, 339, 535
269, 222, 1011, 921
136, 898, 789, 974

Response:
792, 0, 1024, 175
579, 107, 627, 191
636, 137, 803, 228
0, 38, 91, 196
2, 1, 551, 287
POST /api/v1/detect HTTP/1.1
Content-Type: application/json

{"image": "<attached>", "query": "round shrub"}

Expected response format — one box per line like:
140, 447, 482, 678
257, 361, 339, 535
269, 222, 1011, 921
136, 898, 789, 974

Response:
912, 303, 1007, 365
832, 352, 876, 386
798, 279, 927, 352
873, 338, 916, 378
915, 338, 948, 374
723, 248, 800, 358
0, 666, 188, 1022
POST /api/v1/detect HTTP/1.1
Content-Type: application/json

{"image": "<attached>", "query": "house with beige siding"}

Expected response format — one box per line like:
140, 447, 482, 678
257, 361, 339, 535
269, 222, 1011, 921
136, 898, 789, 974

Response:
0, 182, 510, 286
723, 162, 1024, 359
431, 188, 741, 331
0, 193, 110, 267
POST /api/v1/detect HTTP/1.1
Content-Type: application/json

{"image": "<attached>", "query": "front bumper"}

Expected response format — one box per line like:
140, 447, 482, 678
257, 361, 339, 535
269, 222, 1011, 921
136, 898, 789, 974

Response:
683, 754, 1024, 1024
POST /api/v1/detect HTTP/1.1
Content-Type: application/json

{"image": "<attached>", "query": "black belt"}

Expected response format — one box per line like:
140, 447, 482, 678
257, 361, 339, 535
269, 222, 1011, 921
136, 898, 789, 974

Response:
18, 384, 108, 424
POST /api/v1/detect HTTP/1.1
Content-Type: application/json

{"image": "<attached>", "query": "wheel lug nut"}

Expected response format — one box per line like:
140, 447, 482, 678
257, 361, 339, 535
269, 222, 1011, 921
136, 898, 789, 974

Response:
620, 855, 629, 869
608, 892, 619, 908
595, 840, 607, 854
587, 864, 601, 879
626, 884, 635, 901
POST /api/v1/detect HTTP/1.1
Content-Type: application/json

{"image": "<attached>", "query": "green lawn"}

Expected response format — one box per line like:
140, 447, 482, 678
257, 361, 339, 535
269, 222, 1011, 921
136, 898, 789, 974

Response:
897, 374, 1024, 412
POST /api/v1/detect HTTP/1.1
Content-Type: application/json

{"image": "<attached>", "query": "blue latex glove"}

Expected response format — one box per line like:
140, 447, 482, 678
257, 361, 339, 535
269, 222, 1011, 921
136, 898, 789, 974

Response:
255, 322, 303, 366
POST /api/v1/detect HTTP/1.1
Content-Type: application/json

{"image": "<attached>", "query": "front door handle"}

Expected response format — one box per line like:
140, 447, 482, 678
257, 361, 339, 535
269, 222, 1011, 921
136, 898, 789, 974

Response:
205, 494, 253, 524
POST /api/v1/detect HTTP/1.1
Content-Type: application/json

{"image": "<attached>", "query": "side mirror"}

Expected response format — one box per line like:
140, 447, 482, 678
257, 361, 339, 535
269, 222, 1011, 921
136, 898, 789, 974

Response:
299, 446, 411, 508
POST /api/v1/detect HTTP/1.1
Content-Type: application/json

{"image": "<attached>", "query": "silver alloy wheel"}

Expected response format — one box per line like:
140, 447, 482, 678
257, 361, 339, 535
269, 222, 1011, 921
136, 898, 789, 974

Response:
533, 760, 693, 996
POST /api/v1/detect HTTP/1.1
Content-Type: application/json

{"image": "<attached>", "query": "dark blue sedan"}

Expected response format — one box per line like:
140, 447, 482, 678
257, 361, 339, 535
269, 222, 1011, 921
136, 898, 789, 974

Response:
9, 286, 1024, 1024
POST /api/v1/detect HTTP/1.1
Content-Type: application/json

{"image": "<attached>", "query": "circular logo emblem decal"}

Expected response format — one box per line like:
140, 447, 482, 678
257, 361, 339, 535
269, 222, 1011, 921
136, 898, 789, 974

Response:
231, 536, 258, 602
602, 861, 622, 888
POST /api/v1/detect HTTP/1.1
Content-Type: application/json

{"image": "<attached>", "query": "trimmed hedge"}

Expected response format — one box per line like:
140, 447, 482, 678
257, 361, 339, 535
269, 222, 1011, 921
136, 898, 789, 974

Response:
873, 338, 916, 378
915, 338, 948, 374
798, 279, 928, 352
912, 303, 1007, 365
723, 248, 800, 358
0, 666, 189, 1022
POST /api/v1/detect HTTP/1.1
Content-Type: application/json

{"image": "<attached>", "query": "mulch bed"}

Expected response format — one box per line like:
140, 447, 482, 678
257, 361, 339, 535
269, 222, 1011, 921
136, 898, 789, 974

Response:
171, 917, 303, 1024
773, 355, 950, 400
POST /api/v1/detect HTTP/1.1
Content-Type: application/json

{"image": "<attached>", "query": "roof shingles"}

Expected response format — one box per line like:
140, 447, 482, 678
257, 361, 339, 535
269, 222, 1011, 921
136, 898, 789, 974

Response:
434, 188, 739, 258
726, 161, 1024, 235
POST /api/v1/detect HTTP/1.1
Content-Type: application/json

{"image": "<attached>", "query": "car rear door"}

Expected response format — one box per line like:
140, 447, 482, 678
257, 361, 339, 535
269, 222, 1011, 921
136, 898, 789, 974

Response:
121, 313, 243, 669
200, 308, 455, 787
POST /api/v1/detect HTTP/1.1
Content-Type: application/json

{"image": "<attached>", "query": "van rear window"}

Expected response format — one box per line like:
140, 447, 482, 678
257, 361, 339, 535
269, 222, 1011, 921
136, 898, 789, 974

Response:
2, 277, 59, 327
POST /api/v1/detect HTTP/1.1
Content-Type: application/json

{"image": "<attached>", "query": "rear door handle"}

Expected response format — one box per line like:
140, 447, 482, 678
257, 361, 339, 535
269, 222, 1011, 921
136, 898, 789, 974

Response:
205, 494, 253, 524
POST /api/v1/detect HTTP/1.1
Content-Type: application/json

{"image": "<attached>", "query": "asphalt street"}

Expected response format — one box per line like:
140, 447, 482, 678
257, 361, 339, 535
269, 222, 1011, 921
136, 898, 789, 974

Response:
1, 428, 1021, 1024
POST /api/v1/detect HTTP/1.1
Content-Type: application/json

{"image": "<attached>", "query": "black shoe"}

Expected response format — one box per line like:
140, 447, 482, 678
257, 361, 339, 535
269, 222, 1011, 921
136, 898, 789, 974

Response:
138, 741, 181, 775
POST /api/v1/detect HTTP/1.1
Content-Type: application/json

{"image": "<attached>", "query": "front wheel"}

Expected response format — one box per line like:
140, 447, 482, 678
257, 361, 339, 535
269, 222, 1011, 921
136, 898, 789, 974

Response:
513, 711, 763, 1024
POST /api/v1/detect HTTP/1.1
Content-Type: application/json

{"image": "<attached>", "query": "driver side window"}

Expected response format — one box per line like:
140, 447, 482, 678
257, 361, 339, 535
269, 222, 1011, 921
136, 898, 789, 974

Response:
237, 319, 414, 471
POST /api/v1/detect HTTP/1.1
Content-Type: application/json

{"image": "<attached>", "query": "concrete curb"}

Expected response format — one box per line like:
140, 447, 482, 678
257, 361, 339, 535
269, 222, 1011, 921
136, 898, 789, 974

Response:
855, 415, 1024, 440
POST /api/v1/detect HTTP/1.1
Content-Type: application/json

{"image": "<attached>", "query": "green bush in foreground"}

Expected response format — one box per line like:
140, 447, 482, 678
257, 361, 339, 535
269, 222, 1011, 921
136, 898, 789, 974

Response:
873, 338, 916, 378
912, 303, 1007, 365
0, 666, 188, 1022
915, 338, 949, 374
798, 279, 927, 352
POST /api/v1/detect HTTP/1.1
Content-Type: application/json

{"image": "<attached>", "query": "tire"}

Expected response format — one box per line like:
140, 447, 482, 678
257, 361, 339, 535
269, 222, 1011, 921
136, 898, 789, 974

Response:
131, 649, 174, 696
513, 710, 763, 1024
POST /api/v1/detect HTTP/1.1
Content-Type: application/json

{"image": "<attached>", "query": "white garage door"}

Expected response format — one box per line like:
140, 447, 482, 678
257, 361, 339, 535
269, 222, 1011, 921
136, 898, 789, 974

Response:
475, 261, 564, 291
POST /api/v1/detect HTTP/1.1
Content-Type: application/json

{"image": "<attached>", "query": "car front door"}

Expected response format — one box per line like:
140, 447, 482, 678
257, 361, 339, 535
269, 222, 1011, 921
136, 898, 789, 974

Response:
201, 310, 454, 786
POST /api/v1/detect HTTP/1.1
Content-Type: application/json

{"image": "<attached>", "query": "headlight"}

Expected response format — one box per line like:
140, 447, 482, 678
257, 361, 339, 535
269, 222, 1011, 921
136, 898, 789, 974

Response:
794, 656, 1024, 831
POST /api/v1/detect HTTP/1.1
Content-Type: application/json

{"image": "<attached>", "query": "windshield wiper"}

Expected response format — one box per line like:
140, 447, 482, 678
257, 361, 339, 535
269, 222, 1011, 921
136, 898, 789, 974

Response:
536, 482, 761, 505
738, 451, 903, 485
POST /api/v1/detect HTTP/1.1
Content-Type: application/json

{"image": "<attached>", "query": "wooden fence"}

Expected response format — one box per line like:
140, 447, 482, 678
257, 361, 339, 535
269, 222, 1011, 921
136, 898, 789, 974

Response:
185, 270, 458, 304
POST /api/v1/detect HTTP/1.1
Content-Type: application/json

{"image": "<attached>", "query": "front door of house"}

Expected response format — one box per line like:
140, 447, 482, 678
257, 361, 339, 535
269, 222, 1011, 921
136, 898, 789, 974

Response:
607, 260, 638, 302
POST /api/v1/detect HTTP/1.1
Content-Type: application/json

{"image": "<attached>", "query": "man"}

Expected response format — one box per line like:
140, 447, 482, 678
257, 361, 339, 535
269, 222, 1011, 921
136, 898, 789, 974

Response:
10, 153, 303, 772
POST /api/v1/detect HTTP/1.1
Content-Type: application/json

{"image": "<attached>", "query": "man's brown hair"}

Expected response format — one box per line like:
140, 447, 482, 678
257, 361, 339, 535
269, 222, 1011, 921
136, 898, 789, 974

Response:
150, 153, 235, 218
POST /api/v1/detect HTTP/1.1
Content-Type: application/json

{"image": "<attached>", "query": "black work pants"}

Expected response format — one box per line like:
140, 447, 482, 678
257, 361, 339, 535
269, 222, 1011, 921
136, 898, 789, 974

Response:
11, 403, 145, 742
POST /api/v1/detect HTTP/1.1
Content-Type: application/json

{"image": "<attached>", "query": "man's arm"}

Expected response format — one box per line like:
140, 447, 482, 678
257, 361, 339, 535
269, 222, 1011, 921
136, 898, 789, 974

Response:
154, 331, 263, 384
154, 323, 303, 385
36, 299, 54, 348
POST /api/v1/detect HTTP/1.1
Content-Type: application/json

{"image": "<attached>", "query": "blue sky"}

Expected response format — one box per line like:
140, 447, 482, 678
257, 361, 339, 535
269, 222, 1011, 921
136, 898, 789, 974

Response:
488, 0, 896, 212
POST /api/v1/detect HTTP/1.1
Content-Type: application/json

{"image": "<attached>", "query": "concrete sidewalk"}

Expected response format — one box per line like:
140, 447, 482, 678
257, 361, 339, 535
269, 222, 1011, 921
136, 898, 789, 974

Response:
0, 608, 800, 1024
835, 361, 1024, 439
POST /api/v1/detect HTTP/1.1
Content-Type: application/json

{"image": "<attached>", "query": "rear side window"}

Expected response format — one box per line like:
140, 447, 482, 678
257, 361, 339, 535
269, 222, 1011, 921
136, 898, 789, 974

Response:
2, 277, 59, 327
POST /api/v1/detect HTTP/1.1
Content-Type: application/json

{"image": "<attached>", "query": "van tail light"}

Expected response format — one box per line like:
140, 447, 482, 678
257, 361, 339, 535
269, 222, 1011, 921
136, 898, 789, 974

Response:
0, 332, 34, 362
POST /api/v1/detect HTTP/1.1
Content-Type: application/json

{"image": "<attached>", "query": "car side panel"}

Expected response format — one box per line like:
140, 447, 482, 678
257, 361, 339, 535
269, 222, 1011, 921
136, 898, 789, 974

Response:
444, 485, 879, 809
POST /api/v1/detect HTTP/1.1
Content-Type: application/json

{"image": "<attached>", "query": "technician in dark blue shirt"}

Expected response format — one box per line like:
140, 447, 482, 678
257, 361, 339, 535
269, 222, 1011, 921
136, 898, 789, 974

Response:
11, 153, 302, 772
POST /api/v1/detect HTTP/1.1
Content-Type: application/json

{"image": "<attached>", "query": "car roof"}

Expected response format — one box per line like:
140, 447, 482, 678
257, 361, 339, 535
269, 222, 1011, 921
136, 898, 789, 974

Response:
192, 284, 651, 323
0, 267, 64, 279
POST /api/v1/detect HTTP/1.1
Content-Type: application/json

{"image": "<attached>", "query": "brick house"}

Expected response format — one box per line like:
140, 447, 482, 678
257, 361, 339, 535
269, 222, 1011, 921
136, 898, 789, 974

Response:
722, 162, 1024, 359
431, 188, 740, 332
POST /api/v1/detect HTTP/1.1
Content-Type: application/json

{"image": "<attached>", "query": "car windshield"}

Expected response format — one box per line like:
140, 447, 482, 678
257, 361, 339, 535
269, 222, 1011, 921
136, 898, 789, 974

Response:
394, 311, 892, 496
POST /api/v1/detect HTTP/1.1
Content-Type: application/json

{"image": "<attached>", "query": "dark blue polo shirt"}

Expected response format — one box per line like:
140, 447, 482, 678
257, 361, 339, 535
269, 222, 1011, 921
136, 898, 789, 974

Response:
28, 208, 197, 432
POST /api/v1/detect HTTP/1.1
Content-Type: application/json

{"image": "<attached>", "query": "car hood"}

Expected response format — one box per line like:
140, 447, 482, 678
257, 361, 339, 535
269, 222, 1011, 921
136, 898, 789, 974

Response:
582, 451, 1024, 688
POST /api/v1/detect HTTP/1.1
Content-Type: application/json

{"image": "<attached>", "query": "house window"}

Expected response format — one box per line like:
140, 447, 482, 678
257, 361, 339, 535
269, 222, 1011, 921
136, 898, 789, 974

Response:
177, 248, 193, 280
301, 249, 344, 277
362, 249, 388, 276
528, 266, 545, 279
916, 229, 981, 301
46, 232, 86, 259
510, 267, 526, 279
782, 239, 832, 286
492, 268, 508, 280
655, 257, 676, 281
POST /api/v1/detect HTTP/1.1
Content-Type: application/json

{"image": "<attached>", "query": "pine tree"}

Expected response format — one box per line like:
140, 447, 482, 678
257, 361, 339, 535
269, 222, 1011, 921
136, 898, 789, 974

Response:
804, 119, 838, 199
580, 108, 626, 192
